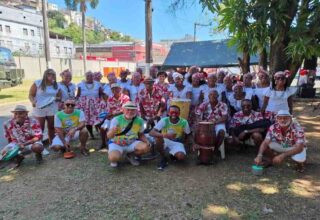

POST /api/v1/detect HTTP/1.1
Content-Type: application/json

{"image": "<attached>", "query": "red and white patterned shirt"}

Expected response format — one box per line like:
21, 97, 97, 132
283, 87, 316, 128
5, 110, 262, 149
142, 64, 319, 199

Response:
195, 101, 228, 122
4, 117, 42, 145
136, 87, 164, 118
154, 82, 169, 99
106, 93, 130, 115
230, 110, 263, 128
266, 122, 305, 147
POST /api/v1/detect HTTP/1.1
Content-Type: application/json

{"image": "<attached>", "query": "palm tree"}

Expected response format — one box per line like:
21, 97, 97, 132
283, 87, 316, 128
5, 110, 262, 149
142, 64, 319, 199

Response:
65, 0, 99, 74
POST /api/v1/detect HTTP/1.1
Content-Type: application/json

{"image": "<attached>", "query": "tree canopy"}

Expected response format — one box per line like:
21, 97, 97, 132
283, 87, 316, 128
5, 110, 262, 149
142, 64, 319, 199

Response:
170, 0, 320, 78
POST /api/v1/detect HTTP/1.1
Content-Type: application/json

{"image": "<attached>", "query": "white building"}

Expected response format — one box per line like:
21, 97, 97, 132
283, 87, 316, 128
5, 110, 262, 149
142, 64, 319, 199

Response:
0, 4, 75, 58
47, 3, 58, 11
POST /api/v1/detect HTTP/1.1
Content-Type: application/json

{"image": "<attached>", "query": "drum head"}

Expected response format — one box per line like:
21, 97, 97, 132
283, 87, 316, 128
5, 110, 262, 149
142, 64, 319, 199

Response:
171, 98, 191, 102
199, 121, 214, 125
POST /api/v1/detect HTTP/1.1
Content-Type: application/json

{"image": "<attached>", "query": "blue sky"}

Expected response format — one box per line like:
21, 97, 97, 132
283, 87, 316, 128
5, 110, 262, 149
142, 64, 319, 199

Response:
49, 0, 227, 42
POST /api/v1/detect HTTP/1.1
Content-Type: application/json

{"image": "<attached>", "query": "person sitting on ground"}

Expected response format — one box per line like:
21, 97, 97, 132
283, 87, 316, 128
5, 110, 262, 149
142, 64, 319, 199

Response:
2, 105, 44, 167
107, 101, 151, 168
196, 90, 228, 154
254, 110, 307, 172
50, 98, 89, 156
149, 105, 191, 170
229, 99, 269, 150
100, 83, 130, 149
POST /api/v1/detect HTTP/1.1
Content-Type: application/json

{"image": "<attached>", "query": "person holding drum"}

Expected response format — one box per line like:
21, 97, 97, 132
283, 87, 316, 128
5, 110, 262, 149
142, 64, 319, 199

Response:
50, 98, 89, 156
76, 71, 104, 139
229, 99, 269, 150
99, 83, 130, 149
29, 68, 62, 144
3, 105, 44, 167
149, 105, 191, 170
254, 110, 306, 172
107, 102, 151, 168
196, 90, 228, 154
58, 69, 76, 110
123, 72, 145, 101
136, 77, 165, 131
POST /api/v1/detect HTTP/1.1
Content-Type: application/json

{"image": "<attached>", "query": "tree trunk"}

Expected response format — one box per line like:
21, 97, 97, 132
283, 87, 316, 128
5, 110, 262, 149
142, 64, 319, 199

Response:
304, 56, 317, 70
238, 50, 250, 74
259, 48, 268, 70
82, 11, 87, 74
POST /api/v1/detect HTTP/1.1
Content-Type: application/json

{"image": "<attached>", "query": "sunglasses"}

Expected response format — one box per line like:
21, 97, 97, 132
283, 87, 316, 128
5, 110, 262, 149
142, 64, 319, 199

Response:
65, 103, 75, 107
275, 77, 286, 81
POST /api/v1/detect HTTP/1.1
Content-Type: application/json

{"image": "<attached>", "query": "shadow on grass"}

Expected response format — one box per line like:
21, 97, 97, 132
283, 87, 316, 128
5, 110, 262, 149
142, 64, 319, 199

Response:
0, 94, 13, 99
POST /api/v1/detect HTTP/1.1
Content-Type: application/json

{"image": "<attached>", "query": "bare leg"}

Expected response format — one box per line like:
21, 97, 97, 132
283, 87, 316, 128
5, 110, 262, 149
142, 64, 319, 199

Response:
86, 125, 94, 138
79, 128, 89, 156
47, 116, 55, 144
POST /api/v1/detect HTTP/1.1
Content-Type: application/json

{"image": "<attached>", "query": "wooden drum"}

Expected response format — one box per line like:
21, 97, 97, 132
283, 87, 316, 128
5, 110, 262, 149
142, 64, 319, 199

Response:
194, 121, 216, 164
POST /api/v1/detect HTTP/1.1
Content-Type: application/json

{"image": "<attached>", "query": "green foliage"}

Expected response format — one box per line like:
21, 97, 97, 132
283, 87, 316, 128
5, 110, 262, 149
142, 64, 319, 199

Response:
47, 11, 66, 28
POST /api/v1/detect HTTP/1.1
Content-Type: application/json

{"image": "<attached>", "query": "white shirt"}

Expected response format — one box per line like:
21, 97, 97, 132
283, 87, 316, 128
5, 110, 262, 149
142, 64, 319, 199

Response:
58, 82, 76, 102
191, 85, 206, 105
254, 87, 269, 108
77, 81, 101, 98
244, 87, 254, 100
34, 79, 60, 109
125, 84, 145, 101
203, 84, 225, 102
170, 85, 192, 99
265, 87, 297, 113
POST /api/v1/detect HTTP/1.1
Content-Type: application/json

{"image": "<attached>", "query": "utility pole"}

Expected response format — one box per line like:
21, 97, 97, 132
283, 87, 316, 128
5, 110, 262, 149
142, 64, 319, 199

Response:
145, 0, 152, 77
82, 10, 87, 74
194, 22, 212, 42
42, 0, 51, 68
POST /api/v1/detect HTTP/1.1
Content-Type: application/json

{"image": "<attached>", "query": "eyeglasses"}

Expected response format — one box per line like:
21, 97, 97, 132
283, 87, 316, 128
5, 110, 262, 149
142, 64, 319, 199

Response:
65, 103, 75, 107
275, 77, 286, 81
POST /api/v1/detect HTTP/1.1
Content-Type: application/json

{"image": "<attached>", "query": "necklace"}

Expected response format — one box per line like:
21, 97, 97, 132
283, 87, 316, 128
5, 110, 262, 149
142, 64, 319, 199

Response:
85, 82, 94, 90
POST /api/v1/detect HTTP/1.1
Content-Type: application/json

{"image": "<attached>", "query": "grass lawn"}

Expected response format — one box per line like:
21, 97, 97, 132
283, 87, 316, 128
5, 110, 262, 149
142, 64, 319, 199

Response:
0, 77, 85, 105
0, 102, 319, 219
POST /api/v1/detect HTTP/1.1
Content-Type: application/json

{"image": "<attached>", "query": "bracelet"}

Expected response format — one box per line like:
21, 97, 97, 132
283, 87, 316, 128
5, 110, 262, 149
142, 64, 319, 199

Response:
257, 154, 263, 157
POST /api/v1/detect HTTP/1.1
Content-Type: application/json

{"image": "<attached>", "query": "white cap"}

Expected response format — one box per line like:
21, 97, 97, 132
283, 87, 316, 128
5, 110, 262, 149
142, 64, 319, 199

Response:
276, 110, 291, 117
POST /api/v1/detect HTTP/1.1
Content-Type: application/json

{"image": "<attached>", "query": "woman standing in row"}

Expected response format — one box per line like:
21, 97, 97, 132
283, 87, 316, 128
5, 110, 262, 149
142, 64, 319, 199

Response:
29, 69, 61, 144
58, 69, 76, 110
76, 71, 104, 138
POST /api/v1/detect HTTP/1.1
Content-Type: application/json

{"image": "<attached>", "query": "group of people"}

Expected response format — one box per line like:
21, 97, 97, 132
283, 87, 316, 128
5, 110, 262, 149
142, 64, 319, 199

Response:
1, 66, 307, 172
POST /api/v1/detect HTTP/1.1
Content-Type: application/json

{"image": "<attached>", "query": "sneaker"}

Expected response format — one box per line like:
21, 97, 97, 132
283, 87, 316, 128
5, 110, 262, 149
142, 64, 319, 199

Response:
125, 154, 140, 166
110, 162, 118, 168
157, 158, 168, 171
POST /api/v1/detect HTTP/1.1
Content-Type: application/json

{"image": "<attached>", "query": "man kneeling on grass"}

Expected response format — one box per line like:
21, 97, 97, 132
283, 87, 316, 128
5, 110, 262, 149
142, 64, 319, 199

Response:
50, 98, 89, 156
254, 110, 307, 172
149, 105, 191, 170
107, 101, 151, 168
2, 105, 44, 167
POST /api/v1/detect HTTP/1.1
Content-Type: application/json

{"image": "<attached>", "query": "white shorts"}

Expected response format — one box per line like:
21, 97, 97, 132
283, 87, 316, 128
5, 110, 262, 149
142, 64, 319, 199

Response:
163, 138, 186, 156
50, 131, 80, 148
101, 119, 111, 130
215, 124, 226, 135
2, 142, 43, 151
32, 105, 58, 117
269, 142, 307, 162
108, 140, 141, 154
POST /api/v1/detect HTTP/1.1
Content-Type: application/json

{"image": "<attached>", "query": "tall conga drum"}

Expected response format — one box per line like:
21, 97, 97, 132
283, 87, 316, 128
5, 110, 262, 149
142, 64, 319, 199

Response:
194, 122, 216, 164
170, 98, 191, 120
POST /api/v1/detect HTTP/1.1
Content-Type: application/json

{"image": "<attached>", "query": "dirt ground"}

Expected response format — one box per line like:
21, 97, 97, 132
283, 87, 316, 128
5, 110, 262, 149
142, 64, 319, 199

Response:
1, 101, 319, 220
